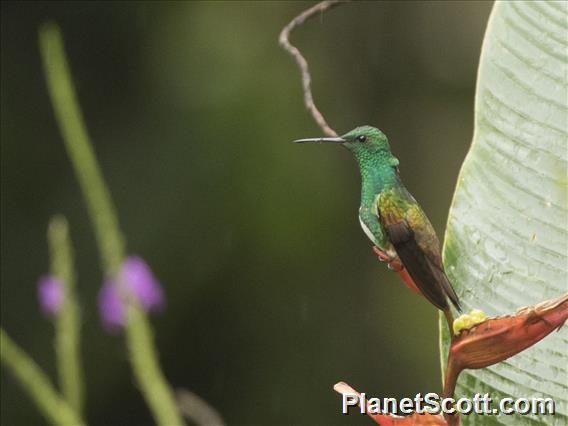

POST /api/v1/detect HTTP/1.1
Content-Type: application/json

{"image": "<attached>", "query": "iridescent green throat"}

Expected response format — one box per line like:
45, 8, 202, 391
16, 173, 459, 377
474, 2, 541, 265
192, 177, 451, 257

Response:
355, 149, 400, 212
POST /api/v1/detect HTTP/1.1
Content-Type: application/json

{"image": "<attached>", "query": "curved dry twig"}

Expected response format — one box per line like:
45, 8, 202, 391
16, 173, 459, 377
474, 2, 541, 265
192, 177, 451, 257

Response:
279, 1, 348, 137
176, 388, 225, 426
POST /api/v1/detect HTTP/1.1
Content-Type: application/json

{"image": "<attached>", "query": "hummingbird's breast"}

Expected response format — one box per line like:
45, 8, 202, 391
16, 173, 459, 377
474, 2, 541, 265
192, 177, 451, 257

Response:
358, 196, 396, 258
359, 214, 379, 246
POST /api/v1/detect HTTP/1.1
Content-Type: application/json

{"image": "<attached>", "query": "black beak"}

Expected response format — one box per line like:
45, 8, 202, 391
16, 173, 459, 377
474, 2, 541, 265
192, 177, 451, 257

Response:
293, 137, 346, 144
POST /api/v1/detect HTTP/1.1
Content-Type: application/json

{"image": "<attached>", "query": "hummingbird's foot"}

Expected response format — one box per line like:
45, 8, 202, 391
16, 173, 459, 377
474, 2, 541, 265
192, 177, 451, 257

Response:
387, 260, 404, 272
372, 246, 403, 271
372, 246, 393, 262
372, 246, 422, 295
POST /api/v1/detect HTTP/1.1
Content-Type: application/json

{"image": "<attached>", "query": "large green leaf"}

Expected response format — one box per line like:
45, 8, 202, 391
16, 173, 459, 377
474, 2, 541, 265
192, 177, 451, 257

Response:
441, 1, 567, 425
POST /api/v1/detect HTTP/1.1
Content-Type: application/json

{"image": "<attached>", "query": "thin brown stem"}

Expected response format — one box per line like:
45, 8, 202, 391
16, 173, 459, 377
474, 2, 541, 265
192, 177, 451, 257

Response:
443, 357, 462, 425
176, 388, 225, 426
442, 359, 460, 400
443, 308, 455, 337
279, 1, 348, 137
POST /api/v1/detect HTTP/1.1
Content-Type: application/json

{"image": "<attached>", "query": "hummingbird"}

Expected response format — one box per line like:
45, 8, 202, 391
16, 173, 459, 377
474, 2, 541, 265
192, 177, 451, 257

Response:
295, 125, 461, 328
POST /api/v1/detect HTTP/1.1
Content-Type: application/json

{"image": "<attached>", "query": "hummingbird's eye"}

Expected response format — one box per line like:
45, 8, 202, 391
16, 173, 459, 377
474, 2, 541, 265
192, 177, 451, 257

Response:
356, 135, 367, 143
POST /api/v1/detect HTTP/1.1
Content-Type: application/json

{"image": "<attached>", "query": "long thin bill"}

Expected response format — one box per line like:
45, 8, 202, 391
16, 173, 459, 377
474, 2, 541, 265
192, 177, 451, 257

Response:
293, 137, 346, 144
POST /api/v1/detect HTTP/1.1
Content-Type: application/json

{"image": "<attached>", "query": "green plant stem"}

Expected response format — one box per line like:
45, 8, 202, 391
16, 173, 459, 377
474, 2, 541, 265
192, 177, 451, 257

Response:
39, 23, 124, 274
48, 215, 84, 415
126, 306, 183, 423
438, 311, 447, 385
0, 329, 85, 426
39, 23, 184, 426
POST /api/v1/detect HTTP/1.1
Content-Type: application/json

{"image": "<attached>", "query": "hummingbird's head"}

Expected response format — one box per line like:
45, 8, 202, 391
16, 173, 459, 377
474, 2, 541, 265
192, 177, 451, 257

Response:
340, 125, 390, 153
294, 125, 398, 167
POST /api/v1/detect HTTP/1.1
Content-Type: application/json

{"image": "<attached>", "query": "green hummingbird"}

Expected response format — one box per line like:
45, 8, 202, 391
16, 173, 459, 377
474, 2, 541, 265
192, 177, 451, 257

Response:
295, 125, 461, 327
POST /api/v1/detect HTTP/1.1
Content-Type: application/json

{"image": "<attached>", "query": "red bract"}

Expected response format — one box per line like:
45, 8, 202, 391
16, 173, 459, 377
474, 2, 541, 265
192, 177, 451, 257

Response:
444, 293, 568, 400
451, 293, 568, 369
334, 382, 449, 426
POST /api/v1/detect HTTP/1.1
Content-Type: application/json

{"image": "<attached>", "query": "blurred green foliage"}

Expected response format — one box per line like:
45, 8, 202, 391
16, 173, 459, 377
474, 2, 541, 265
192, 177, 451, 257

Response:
1, 1, 491, 424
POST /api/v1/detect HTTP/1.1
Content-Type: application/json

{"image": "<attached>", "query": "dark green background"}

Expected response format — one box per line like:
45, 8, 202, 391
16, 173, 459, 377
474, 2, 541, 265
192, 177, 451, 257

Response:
1, 1, 492, 424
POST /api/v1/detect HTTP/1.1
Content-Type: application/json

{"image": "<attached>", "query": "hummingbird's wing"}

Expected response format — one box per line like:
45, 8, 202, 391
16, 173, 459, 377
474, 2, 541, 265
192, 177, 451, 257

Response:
377, 187, 461, 312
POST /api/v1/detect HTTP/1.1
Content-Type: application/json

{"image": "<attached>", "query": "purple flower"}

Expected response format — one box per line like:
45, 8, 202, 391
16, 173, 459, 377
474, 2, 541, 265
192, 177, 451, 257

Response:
120, 257, 165, 312
98, 256, 165, 332
37, 275, 64, 316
